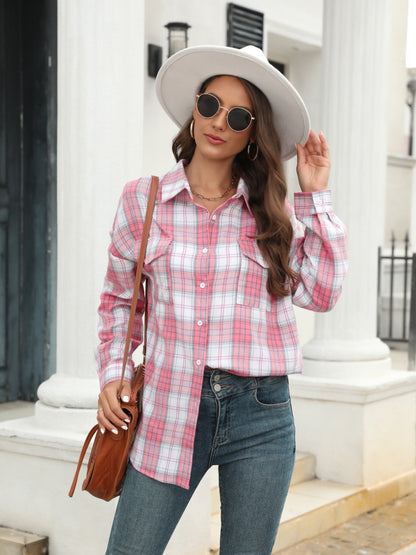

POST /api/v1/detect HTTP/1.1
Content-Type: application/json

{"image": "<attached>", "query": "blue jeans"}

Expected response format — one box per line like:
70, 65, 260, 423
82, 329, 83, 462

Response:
106, 369, 296, 555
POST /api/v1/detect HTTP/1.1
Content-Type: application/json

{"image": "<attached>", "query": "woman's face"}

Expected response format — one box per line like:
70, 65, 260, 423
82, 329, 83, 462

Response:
192, 75, 254, 163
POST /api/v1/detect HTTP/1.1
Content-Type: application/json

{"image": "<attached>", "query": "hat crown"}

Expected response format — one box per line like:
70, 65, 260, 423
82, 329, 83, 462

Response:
239, 45, 269, 65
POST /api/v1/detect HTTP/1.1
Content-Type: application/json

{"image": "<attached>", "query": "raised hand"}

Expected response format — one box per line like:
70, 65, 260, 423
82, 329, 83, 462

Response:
296, 130, 331, 193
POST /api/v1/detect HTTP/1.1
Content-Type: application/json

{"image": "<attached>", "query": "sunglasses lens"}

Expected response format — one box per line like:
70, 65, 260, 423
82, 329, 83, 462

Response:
228, 108, 252, 132
197, 94, 219, 118
196, 93, 253, 132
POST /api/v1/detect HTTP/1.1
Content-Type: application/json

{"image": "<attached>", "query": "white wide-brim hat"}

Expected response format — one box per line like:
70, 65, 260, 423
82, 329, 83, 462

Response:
156, 44, 310, 161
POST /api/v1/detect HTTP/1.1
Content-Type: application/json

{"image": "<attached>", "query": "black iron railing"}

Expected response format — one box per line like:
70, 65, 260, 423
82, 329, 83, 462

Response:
377, 233, 416, 370
409, 257, 416, 371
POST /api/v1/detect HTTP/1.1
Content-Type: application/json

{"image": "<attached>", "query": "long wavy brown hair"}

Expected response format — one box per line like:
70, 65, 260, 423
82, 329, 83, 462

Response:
172, 76, 297, 298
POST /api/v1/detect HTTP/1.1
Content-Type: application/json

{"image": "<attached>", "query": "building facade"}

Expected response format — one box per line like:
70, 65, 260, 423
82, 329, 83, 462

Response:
0, 1, 416, 553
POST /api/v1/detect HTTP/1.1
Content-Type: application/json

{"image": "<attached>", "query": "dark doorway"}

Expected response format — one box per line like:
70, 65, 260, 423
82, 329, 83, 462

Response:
0, 0, 57, 401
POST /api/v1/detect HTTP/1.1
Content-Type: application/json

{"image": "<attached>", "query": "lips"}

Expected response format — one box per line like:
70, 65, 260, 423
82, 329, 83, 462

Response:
204, 134, 225, 145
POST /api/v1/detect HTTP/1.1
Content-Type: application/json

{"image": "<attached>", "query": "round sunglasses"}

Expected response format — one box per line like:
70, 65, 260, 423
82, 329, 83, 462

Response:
195, 93, 255, 132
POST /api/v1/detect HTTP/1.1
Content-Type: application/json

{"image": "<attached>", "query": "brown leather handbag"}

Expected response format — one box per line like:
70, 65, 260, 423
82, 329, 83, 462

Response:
68, 176, 159, 501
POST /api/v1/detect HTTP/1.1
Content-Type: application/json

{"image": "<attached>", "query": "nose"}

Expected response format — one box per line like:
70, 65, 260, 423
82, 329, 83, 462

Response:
212, 106, 228, 130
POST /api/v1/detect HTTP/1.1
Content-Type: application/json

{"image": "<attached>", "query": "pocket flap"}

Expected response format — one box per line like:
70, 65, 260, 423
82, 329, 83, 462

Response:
238, 238, 269, 269
144, 235, 172, 264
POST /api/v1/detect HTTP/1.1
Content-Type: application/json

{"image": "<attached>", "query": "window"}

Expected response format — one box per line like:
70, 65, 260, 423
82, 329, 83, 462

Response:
227, 3, 263, 49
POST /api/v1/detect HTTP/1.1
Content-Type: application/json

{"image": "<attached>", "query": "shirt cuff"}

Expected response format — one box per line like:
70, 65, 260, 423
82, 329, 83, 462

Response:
294, 189, 333, 217
99, 361, 134, 391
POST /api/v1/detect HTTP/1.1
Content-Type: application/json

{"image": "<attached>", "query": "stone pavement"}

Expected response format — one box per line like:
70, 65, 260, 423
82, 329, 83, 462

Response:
279, 490, 416, 554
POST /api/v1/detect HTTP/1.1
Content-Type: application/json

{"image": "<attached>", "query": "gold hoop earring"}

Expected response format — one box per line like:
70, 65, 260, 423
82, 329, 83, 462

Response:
247, 141, 259, 161
190, 120, 195, 140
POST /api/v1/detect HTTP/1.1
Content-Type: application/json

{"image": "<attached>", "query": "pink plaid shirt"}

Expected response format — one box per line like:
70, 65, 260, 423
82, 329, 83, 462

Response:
96, 160, 347, 489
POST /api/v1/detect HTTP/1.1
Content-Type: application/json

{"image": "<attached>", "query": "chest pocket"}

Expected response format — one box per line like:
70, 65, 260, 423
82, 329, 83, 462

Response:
144, 235, 172, 303
237, 238, 272, 312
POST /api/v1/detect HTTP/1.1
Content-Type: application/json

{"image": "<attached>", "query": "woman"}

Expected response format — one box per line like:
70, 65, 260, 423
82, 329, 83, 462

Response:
96, 45, 348, 554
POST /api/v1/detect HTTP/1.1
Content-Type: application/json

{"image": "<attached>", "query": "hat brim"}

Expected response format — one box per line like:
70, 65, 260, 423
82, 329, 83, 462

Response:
156, 45, 310, 161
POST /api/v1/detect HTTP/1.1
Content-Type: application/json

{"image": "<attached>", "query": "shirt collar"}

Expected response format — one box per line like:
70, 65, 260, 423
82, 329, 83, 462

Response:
234, 177, 251, 214
160, 159, 252, 215
160, 160, 192, 203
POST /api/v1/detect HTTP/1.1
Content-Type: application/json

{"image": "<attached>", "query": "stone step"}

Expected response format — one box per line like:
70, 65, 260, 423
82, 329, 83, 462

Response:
0, 402, 35, 423
289, 451, 316, 486
274, 479, 364, 552
276, 468, 416, 552
0, 526, 48, 554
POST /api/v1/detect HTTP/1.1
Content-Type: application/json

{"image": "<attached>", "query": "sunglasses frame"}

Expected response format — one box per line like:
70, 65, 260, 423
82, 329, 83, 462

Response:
195, 93, 255, 133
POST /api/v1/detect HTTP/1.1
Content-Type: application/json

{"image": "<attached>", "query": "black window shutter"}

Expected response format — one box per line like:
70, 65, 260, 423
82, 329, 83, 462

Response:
227, 3, 264, 49
270, 60, 285, 76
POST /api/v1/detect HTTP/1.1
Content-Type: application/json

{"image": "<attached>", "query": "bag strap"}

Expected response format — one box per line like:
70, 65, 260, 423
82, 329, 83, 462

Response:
68, 425, 99, 497
68, 177, 158, 499
118, 175, 159, 397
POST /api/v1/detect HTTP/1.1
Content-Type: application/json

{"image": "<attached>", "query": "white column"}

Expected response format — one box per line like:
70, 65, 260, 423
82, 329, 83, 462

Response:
37, 0, 145, 430
302, 0, 391, 377
290, 0, 416, 486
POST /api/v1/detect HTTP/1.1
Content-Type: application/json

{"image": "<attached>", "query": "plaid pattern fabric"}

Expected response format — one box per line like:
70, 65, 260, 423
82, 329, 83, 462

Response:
96, 160, 348, 489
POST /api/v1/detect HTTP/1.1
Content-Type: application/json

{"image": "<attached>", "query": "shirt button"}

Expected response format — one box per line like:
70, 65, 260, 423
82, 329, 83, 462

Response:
197, 320, 203, 326
214, 384, 221, 392
196, 360, 201, 366
212, 214, 217, 221
202, 248, 208, 254
200, 282, 206, 289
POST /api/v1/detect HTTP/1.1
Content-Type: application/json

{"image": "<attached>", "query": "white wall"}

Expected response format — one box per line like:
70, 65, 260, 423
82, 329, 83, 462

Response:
385, 156, 415, 244
385, 0, 414, 248
387, 0, 409, 155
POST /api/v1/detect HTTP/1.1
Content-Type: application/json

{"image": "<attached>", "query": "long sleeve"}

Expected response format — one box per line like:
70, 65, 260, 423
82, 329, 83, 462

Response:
289, 190, 348, 312
95, 179, 149, 391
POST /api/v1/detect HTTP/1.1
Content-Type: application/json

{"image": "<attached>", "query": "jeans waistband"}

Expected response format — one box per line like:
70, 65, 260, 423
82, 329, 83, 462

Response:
201, 367, 288, 399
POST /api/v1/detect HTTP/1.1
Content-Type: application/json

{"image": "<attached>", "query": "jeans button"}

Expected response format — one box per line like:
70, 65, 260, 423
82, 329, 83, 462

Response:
214, 384, 221, 392
214, 375, 221, 382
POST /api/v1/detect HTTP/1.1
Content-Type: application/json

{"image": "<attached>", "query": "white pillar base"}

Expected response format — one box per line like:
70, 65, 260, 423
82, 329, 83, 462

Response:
290, 370, 416, 486
34, 402, 97, 434
37, 373, 99, 408
302, 337, 391, 378
302, 357, 392, 379
0, 416, 211, 555
35, 373, 100, 433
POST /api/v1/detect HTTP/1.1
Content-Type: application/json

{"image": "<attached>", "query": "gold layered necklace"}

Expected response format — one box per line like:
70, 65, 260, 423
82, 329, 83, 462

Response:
190, 175, 237, 201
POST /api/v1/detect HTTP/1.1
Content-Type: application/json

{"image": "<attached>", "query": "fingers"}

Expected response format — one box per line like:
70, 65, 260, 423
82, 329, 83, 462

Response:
305, 130, 320, 156
119, 382, 132, 403
97, 381, 132, 435
295, 142, 305, 164
318, 131, 330, 159
296, 130, 331, 192
303, 129, 330, 159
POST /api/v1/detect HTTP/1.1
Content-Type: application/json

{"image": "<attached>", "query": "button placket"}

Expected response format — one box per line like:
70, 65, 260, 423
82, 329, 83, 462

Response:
194, 212, 217, 376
